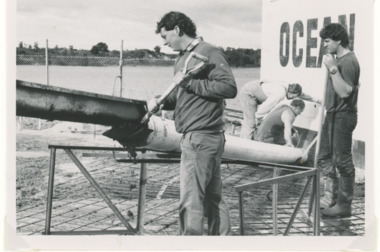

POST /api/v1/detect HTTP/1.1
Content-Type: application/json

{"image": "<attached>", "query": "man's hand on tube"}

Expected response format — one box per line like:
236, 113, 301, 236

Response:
147, 98, 162, 114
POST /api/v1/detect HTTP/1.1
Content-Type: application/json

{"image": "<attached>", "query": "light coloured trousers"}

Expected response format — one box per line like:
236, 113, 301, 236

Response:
239, 93, 259, 140
179, 131, 231, 235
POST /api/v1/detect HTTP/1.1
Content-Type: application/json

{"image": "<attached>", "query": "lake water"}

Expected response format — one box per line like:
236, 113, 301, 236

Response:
16, 65, 365, 167
16, 65, 260, 110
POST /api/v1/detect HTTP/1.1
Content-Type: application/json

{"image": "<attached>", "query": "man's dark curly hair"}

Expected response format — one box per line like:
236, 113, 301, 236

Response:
156, 11, 197, 38
288, 83, 303, 95
290, 99, 305, 110
319, 23, 349, 48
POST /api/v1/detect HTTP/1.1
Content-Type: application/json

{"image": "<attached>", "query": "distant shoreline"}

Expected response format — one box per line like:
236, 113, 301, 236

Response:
16, 54, 260, 68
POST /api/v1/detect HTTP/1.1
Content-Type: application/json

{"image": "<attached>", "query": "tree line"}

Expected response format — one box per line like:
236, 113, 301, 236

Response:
16, 42, 261, 67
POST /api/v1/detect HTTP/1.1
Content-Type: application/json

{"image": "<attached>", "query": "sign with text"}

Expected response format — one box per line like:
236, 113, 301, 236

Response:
261, 0, 373, 141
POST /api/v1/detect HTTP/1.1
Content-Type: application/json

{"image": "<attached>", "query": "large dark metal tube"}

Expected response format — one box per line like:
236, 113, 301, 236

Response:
17, 81, 308, 165
16, 80, 146, 125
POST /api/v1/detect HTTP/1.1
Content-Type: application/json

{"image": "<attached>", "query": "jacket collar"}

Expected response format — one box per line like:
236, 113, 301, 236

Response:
179, 37, 203, 55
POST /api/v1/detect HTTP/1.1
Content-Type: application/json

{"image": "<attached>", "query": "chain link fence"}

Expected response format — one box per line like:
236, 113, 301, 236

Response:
16, 54, 177, 98
16, 47, 259, 131
17, 54, 175, 67
16, 51, 259, 100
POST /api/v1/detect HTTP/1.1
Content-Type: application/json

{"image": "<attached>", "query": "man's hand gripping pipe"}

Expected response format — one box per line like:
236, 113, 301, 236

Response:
140, 52, 209, 125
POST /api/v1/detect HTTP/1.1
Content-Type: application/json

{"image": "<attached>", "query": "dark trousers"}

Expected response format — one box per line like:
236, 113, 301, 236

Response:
318, 111, 357, 178
179, 132, 231, 235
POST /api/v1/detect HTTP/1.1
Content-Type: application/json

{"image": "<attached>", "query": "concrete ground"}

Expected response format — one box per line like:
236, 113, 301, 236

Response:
16, 147, 365, 236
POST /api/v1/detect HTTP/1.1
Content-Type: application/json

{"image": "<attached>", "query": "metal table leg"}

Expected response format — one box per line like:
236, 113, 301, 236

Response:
44, 147, 56, 235
238, 191, 245, 235
136, 162, 147, 234
272, 168, 279, 235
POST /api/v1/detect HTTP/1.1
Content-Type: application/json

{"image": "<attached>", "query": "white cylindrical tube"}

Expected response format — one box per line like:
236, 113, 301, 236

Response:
143, 116, 307, 165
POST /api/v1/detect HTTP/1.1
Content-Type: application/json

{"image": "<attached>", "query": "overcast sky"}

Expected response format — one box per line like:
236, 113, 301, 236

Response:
16, 0, 262, 53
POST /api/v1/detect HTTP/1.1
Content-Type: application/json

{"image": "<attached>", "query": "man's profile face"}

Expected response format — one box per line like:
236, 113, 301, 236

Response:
286, 92, 300, 100
296, 107, 304, 115
323, 38, 340, 54
160, 27, 181, 51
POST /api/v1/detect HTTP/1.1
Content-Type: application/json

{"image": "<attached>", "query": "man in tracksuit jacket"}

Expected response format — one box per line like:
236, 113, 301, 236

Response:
149, 11, 237, 235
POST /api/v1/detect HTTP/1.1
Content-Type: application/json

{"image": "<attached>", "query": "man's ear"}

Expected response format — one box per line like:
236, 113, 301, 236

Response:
174, 26, 180, 34
174, 25, 183, 36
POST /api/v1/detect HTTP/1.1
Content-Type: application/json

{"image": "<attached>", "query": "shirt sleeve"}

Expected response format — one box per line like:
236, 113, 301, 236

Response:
299, 92, 321, 104
256, 90, 286, 119
185, 48, 237, 99
339, 55, 360, 92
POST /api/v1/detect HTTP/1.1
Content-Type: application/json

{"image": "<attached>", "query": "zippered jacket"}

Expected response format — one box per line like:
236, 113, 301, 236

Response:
163, 41, 237, 133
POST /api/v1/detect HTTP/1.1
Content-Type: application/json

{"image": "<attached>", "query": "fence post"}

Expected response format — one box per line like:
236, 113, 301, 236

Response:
39, 39, 50, 130
119, 40, 124, 97
46, 39, 49, 86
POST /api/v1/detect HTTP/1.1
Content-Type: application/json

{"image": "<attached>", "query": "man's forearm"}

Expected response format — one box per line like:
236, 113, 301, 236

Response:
329, 69, 353, 98
299, 93, 321, 104
187, 78, 237, 99
284, 127, 293, 146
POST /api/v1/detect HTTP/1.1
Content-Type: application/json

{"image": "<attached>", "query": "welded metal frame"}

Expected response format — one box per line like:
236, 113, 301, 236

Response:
43, 144, 319, 236
44, 145, 140, 235
235, 163, 320, 236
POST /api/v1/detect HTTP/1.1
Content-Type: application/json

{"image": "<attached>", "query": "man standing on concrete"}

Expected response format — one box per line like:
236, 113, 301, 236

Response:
318, 23, 360, 217
148, 11, 237, 235
255, 99, 305, 147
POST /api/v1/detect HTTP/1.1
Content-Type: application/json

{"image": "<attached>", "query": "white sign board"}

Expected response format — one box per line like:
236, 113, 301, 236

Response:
261, 0, 373, 143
